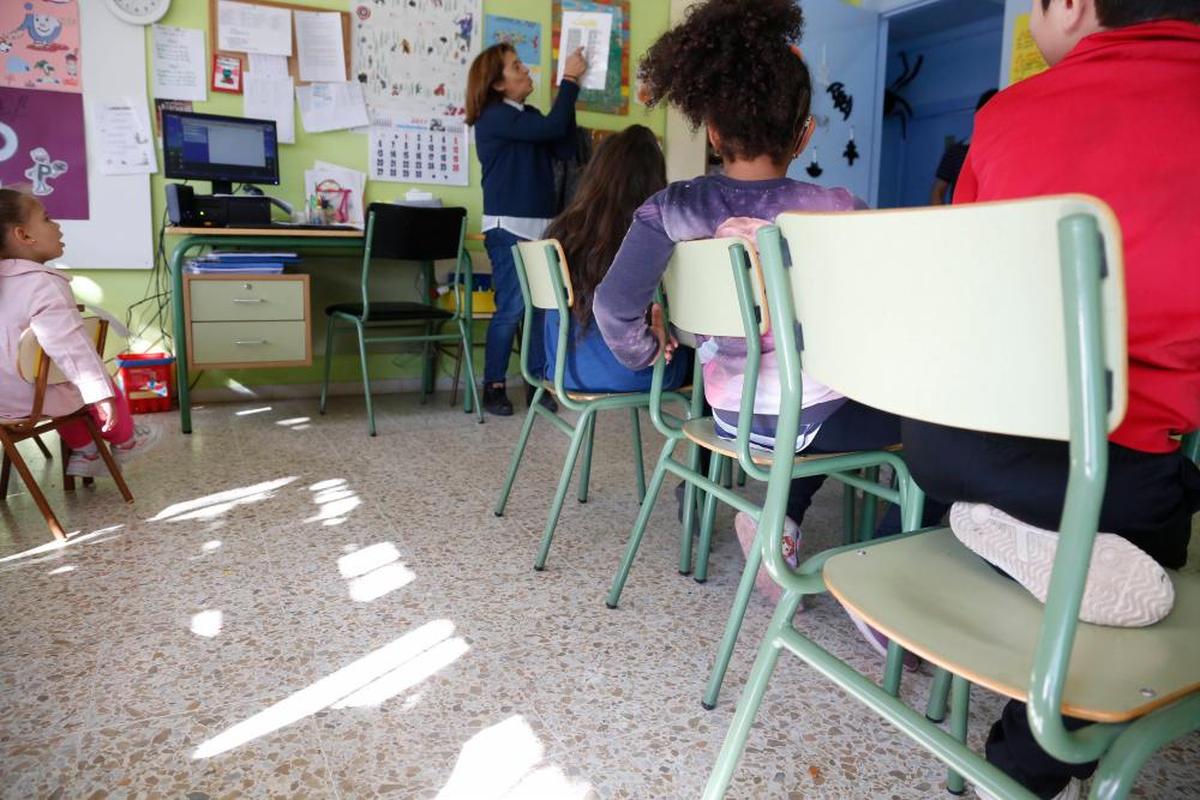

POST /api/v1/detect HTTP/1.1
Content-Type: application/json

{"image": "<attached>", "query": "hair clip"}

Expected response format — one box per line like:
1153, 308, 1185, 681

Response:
789, 44, 804, 61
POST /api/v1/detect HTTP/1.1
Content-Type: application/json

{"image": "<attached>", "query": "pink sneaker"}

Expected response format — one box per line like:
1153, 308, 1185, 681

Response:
734, 511, 801, 606
846, 609, 921, 671
66, 448, 103, 478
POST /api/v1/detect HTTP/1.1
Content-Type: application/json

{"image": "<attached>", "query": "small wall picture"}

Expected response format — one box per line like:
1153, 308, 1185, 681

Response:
212, 54, 242, 94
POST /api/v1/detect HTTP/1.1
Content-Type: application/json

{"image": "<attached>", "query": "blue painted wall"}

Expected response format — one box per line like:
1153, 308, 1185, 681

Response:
877, 15, 1003, 208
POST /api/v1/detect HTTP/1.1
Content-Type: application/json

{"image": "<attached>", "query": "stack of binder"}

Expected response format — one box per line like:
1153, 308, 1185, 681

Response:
185, 252, 301, 275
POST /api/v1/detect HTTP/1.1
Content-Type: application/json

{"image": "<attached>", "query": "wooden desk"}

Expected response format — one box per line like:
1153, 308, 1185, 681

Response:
169, 227, 366, 434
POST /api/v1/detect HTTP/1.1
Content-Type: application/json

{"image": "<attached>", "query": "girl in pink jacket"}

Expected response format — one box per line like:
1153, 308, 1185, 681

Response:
0, 189, 137, 477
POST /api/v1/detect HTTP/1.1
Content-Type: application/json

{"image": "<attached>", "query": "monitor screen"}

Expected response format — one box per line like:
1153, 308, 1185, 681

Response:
162, 111, 279, 190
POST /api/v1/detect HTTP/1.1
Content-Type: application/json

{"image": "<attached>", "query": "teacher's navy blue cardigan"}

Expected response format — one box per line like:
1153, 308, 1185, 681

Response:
474, 81, 580, 218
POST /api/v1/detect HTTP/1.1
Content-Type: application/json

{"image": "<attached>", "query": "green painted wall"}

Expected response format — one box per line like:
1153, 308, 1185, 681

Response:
75, 0, 669, 395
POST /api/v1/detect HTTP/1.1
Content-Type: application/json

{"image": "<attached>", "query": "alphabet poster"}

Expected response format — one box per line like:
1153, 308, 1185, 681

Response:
0, 88, 89, 218
1, 0, 82, 93
352, 0, 482, 121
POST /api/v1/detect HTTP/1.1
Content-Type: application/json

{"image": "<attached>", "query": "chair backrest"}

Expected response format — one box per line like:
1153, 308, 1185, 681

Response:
365, 203, 467, 261
663, 237, 769, 338
771, 195, 1126, 441
17, 316, 106, 386
515, 239, 574, 311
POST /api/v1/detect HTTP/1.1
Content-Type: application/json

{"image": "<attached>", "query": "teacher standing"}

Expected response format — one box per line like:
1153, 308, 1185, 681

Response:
466, 43, 588, 416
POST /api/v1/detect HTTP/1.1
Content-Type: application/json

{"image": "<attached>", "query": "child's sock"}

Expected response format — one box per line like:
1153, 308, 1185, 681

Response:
733, 511, 801, 606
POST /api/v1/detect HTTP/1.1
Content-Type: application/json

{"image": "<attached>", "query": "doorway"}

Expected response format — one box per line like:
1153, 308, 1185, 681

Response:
876, 0, 1005, 209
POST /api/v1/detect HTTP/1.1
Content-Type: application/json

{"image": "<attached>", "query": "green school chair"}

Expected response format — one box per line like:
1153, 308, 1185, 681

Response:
705, 196, 1200, 799
604, 237, 920, 710
318, 203, 484, 435
493, 240, 691, 571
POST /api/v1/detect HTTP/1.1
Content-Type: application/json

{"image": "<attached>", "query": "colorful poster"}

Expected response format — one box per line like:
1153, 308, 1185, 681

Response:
484, 15, 542, 94
352, 0, 481, 122
484, 15, 540, 65
1008, 14, 1049, 86
369, 115, 468, 186
1, 0, 82, 93
0, 88, 88, 218
551, 0, 629, 115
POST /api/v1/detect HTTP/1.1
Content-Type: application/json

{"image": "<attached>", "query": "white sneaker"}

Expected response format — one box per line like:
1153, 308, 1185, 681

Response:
65, 448, 104, 478
112, 422, 161, 466
977, 776, 1083, 800
950, 502, 1175, 628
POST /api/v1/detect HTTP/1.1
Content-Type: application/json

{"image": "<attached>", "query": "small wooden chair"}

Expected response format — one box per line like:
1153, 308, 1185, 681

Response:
0, 316, 133, 540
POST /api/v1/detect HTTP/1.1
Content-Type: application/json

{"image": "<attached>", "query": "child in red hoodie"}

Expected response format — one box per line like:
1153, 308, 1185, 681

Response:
900, 2, 1200, 798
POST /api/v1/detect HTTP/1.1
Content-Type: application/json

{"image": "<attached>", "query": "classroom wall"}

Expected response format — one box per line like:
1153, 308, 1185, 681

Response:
73, 0, 670, 399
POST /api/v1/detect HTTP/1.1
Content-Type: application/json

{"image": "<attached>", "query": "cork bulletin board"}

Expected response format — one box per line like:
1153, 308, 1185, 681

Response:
207, 0, 352, 86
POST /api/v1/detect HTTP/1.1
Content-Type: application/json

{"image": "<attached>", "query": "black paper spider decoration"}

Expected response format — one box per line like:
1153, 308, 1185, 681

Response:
883, 52, 924, 139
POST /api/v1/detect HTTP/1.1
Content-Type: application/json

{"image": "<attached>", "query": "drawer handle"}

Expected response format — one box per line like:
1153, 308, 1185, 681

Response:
232, 298, 266, 304
235, 339, 268, 346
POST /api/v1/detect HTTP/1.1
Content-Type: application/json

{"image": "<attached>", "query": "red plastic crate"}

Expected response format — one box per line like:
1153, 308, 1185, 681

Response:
116, 353, 175, 413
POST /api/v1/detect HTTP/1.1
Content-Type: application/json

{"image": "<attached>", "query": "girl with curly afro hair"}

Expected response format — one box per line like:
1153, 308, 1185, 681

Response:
593, 0, 919, 572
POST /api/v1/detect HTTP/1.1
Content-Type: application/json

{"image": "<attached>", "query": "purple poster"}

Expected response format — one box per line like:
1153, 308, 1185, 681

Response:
0, 87, 88, 220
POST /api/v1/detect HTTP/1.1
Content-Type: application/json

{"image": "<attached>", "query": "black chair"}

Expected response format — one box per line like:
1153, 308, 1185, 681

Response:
318, 203, 483, 435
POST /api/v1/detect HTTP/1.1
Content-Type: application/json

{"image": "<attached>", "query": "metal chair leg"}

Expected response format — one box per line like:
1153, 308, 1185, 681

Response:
577, 414, 596, 503
354, 322, 376, 437
693, 453, 725, 584
701, 504, 768, 709
702, 592, 804, 798
607, 440, 674, 608
946, 675, 971, 795
494, 403, 540, 517
318, 316, 336, 415
630, 408, 646, 503
679, 441, 702, 575
534, 408, 595, 571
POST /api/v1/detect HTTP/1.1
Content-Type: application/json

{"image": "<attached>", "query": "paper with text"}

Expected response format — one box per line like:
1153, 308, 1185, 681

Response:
151, 25, 207, 102
217, 1, 292, 56
556, 11, 611, 91
295, 81, 368, 133
244, 74, 295, 144
294, 11, 346, 82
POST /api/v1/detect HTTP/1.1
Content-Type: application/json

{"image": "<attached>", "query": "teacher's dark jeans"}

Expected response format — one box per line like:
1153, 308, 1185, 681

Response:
483, 228, 545, 385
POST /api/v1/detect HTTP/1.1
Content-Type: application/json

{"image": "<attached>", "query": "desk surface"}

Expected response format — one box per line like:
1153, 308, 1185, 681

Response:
169, 226, 364, 239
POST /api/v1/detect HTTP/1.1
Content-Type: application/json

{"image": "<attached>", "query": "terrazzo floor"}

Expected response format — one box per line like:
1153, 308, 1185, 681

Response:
1, 393, 1197, 799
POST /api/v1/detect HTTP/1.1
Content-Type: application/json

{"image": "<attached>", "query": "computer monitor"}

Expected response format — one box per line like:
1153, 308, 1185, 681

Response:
162, 111, 279, 195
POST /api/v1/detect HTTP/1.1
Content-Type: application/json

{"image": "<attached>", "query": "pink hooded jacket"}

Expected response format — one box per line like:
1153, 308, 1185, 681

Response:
0, 258, 113, 420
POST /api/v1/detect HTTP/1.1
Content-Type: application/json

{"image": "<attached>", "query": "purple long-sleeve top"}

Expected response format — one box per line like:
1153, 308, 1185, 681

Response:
593, 174, 864, 445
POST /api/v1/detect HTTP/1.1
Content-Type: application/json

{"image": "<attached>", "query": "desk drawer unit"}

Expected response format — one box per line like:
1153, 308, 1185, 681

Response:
185, 275, 311, 369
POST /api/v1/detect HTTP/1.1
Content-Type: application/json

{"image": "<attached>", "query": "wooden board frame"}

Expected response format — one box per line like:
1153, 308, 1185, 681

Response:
207, 0, 353, 87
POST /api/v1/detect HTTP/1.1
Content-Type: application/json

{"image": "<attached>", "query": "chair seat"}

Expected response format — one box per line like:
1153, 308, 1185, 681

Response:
680, 417, 899, 466
325, 302, 453, 322
824, 528, 1200, 723
539, 380, 693, 404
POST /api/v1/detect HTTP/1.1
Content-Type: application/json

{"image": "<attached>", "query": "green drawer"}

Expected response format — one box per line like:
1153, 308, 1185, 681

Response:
191, 321, 309, 366
190, 278, 306, 322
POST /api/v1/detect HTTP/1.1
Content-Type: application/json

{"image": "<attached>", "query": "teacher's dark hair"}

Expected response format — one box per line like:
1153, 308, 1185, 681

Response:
465, 43, 515, 125
545, 125, 667, 329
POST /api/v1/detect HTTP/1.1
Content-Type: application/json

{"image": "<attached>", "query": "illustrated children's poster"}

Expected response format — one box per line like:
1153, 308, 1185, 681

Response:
0, 88, 88, 218
1, 0, 82, 92
369, 115, 468, 186
352, 0, 482, 121
484, 15, 542, 95
551, 0, 629, 115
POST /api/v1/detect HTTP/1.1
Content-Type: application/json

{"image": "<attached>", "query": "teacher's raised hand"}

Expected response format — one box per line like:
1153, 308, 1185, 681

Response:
563, 47, 589, 84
